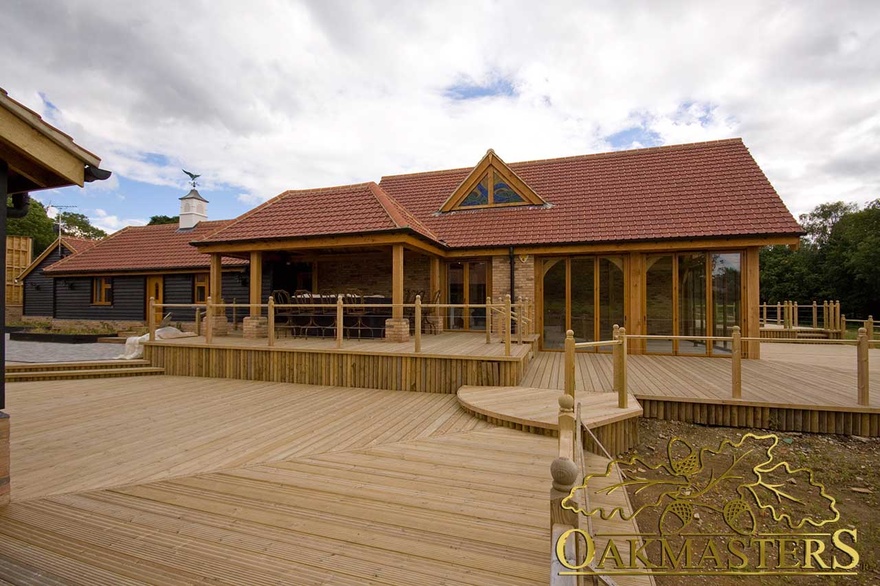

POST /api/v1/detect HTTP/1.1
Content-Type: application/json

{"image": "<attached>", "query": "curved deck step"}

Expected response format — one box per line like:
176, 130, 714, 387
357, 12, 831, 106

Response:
457, 386, 643, 455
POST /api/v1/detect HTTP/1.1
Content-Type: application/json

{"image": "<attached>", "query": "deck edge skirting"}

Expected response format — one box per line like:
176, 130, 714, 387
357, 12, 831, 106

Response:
639, 398, 880, 437
144, 344, 528, 394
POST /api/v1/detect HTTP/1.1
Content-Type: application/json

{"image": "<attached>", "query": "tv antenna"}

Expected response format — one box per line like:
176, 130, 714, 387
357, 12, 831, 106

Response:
46, 203, 78, 235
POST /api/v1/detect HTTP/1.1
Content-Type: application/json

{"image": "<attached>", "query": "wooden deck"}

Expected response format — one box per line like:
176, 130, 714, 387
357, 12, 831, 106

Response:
145, 332, 532, 394
0, 375, 642, 585
521, 344, 880, 435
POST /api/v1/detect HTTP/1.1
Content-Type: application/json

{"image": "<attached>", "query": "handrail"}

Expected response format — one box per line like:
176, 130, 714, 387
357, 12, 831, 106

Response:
148, 294, 536, 357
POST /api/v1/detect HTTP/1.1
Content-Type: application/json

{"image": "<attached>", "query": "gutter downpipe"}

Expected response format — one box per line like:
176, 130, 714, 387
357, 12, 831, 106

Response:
509, 246, 516, 334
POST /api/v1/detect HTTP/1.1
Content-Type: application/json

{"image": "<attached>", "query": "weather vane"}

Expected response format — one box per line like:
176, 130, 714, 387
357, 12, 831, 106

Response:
182, 169, 201, 189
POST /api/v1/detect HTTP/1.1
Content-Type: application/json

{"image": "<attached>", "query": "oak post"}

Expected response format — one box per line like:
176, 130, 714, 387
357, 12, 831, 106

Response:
517, 296, 524, 345
612, 324, 621, 398
793, 301, 799, 329
868, 316, 875, 341
777, 302, 782, 326
504, 294, 512, 357
731, 326, 742, 399
414, 295, 422, 353
249, 251, 262, 317
268, 298, 275, 347
148, 297, 156, 341
194, 308, 201, 336
840, 313, 846, 338
812, 301, 818, 329
205, 296, 214, 345
564, 330, 575, 400
858, 328, 869, 406
486, 296, 492, 344
617, 327, 628, 408
835, 301, 841, 332
391, 244, 404, 320
762, 303, 767, 327
823, 300, 829, 330
336, 296, 343, 349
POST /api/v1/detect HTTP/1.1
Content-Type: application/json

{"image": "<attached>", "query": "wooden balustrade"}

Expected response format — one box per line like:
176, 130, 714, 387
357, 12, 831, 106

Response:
145, 297, 533, 358
148, 297, 156, 342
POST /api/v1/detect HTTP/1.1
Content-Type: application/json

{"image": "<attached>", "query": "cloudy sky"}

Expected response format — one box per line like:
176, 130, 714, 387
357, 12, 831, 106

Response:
2, 1, 879, 232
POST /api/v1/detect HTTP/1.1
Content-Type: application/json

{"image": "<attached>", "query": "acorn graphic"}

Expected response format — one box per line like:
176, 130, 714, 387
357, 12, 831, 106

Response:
723, 498, 757, 535
667, 438, 703, 478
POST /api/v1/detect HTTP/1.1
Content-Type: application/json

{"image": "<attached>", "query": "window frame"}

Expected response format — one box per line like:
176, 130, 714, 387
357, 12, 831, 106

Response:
91, 277, 113, 306
194, 273, 209, 304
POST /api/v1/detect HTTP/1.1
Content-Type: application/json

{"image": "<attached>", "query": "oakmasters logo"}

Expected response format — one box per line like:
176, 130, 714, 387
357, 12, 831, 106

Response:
555, 433, 859, 577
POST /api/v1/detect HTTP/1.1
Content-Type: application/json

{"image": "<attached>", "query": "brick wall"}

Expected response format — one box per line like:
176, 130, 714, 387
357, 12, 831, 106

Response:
491, 255, 536, 303
317, 250, 431, 297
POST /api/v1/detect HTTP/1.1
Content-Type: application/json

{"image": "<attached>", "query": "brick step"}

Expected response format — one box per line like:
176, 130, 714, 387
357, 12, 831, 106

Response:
6, 360, 151, 373
6, 367, 165, 382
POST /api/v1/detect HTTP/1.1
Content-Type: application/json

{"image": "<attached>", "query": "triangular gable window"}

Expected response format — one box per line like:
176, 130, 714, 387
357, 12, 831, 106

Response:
440, 149, 544, 212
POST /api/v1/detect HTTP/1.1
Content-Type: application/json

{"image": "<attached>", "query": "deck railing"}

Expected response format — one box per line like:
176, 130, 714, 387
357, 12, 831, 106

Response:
758, 301, 878, 340
550, 325, 877, 409
148, 293, 533, 357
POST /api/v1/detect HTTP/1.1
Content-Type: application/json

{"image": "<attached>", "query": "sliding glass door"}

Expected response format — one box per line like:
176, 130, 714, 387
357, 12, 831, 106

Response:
447, 261, 489, 331
643, 252, 742, 356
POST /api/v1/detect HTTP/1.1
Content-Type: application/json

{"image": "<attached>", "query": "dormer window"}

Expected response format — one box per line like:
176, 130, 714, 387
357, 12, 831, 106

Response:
440, 149, 544, 212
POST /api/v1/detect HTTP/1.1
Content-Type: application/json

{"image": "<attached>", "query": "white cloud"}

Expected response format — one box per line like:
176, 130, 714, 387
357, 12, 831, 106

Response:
2, 0, 879, 219
91, 209, 147, 233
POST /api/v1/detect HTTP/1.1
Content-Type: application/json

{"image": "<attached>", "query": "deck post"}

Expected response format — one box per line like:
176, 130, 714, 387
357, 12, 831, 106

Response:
812, 301, 818, 329
777, 302, 782, 326
617, 327, 628, 409
517, 296, 524, 345
731, 326, 742, 399
564, 330, 575, 400
762, 303, 767, 327
823, 300, 829, 330
268, 298, 275, 347
840, 312, 846, 338
793, 301, 799, 329
868, 316, 875, 341
333, 296, 342, 348
210, 254, 222, 317
835, 301, 841, 332
148, 297, 156, 341
504, 294, 512, 357
205, 296, 214, 345
194, 308, 201, 336
414, 295, 422, 353
858, 328, 869, 406
486, 296, 492, 344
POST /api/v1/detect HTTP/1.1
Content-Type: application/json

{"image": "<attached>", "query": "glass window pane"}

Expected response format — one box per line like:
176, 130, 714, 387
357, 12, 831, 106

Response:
542, 259, 567, 349
460, 175, 489, 206
447, 262, 465, 330
598, 257, 625, 341
493, 180, 525, 204
570, 257, 595, 347
678, 253, 707, 355
468, 262, 488, 330
646, 255, 674, 354
712, 253, 741, 354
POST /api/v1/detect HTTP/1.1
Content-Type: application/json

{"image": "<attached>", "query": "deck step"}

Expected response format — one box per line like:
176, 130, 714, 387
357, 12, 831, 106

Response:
6, 366, 165, 382
6, 360, 151, 373
97, 336, 130, 344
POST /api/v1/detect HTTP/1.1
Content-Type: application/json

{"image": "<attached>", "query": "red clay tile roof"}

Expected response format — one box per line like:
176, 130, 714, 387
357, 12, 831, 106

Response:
44, 220, 245, 274
61, 236, 99, 254
377, 138, 802, 248
197, 182, 438, 244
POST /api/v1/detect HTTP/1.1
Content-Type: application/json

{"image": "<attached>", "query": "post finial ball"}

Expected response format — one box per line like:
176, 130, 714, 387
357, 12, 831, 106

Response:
551, 457, 580, 490
558, 394, 575, 411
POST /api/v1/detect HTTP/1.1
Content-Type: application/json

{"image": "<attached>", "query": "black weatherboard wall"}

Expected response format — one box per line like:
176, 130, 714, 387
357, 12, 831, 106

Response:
54, 276, 145, 321
22, 244, 73, 317
162, 266, 272, 324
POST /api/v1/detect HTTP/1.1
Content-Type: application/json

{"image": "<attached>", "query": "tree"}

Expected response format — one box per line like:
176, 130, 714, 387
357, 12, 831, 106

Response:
147, 215, 179, 225
5, 198, 56, 254
57, 212, 107, 239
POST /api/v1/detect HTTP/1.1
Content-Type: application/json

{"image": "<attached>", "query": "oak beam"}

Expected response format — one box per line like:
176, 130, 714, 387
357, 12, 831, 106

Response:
392, 244, 404, 320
